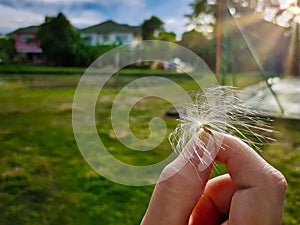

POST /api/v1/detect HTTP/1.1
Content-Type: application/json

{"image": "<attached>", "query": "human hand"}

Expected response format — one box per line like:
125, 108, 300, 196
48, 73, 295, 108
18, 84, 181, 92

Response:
141, 131, 287, 225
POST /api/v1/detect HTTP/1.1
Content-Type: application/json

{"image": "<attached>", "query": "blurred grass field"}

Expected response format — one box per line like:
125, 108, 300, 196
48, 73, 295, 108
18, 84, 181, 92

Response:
0, 73, 299, 225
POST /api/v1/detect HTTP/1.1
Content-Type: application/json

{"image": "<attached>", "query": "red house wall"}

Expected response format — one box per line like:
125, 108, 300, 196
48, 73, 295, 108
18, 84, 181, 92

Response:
15, 32, 42, 54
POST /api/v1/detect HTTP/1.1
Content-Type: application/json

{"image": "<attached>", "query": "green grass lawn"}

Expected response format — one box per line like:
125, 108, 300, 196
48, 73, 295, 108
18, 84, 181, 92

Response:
0, 74, 299, 225
0, 64, 185, 76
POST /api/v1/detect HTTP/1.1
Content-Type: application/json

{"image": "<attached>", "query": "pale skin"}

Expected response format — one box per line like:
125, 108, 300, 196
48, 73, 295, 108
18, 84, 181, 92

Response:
141, 131, 287, 225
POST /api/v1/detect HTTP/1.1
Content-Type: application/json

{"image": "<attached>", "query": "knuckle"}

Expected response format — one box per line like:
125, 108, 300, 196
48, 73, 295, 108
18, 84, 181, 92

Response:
263, 164, 287, 191
273, 171, 287, 191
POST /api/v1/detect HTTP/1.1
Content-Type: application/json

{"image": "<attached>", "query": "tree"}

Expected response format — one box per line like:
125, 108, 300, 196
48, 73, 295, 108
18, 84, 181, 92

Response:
38, 13, 84, 66
179, 30, 216, 70
183, 1, 217, 70
0, 36, 16, 64
158, 31, 176, 42
186, 0, 300, 76
141, 16, 165, 40
185, 0, 217, 38
228, 0, 300, 75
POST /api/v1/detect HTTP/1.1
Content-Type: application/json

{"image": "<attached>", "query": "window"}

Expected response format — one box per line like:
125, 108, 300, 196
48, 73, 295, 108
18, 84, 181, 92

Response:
83, 36, 92, 44
115, 34, 129, 44
20, 34, 35, 43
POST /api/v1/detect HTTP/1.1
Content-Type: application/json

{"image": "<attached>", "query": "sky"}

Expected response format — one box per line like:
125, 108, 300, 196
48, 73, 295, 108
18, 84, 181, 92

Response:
0, 0, 192, 39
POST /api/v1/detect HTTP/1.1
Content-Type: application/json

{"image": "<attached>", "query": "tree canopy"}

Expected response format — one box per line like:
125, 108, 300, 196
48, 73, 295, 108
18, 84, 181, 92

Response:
228, 0, 300, 28
0, 36, 16, 64
227, 0, 300, 75
183, 1, 216, 70
37, 13, 85, 66
141, 16, 165, 40
179, 30, 216, 70
187, 0, 300, 33
158, 31, 176, 42
185, 0, 217, 38
185, 0, 300, 75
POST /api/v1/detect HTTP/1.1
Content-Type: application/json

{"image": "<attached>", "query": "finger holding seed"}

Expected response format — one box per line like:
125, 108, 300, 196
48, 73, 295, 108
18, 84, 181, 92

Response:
141, 130, 287, 225
190, 131, 287, 225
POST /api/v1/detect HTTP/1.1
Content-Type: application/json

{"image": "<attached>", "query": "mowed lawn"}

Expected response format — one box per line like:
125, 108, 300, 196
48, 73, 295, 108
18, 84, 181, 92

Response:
0, 74, 299, 225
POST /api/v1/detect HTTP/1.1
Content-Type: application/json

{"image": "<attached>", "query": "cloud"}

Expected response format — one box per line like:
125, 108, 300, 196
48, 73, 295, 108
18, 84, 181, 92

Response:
162, 17, 189, 39
0, 0, 145, 13
67, 10, 105, 28
0, 0, 147, 26
94, 0, 147, 25
97, 0, 145, 8
40, 0, 94, 3
0, 4, 44, 33
150, 0, 190, 39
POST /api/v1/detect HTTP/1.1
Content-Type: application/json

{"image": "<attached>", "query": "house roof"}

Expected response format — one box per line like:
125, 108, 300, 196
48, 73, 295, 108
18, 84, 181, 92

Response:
80, 20, 141, 35
9, 25, 40, 35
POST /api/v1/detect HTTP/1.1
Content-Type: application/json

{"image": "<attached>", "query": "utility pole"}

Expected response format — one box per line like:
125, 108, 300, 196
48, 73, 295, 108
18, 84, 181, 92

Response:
286, 22, 300, 76
215, 0, 225, 84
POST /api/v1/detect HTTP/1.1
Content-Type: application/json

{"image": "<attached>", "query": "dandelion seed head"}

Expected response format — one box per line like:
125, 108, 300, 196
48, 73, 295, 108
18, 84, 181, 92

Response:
169, 86, 274, 164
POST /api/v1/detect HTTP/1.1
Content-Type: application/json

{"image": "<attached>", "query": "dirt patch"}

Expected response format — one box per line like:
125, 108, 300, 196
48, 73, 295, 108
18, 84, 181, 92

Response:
2, 167, 24, 177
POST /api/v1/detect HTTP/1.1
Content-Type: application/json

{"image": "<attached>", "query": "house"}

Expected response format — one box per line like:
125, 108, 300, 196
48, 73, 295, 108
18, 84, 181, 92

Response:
8, 20, 141, 64
10, 25, 45, 64
80, 20, 142, 45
